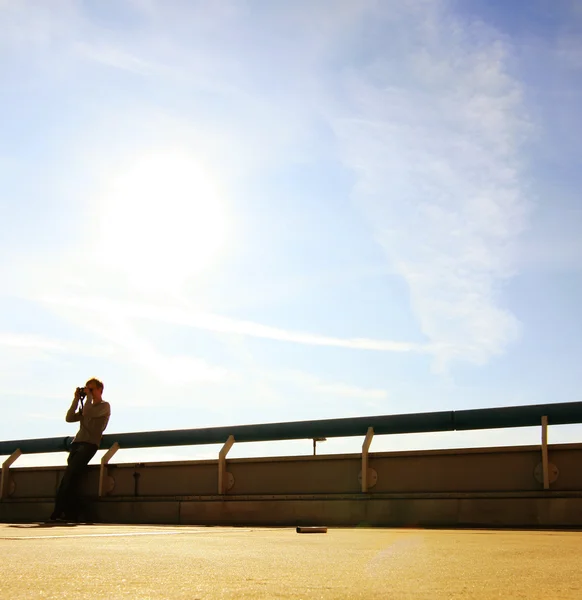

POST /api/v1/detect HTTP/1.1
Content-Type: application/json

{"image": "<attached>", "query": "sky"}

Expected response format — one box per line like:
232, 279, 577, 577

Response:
1, 0, 581, 467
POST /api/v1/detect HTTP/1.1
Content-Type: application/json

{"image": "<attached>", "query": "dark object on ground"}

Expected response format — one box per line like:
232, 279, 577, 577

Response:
296, 526, 327, 533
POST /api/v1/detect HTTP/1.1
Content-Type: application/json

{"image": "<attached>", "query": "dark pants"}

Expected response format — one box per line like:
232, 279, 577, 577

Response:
53, 442, 98, 518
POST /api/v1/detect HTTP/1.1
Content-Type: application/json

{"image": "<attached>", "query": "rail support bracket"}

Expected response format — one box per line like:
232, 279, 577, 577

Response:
541, 415, 549, 490
360, 427, 377, 493
1, 448, 21, 499
534, 416, 559, 489
312, 437, 326, 456
218, 435, 235, 494
99, 442, 120, 497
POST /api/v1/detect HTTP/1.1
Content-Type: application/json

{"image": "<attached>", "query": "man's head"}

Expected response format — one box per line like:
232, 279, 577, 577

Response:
85, 378, 104, 403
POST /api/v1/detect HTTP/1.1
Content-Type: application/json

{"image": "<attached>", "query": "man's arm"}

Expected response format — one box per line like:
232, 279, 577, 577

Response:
65, 391, 82, 422
65, 401, 82, 422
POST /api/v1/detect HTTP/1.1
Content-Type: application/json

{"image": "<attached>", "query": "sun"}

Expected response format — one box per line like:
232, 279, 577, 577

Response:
95, 151, 229, 291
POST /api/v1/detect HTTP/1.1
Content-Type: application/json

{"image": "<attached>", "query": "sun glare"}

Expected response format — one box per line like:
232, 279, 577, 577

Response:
95, 152, 228, 291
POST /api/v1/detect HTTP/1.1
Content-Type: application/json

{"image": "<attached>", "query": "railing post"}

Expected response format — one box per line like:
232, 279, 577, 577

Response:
99, 442, 120, 497
218, 435, 235, 494
312, 437, 326, 456
541, 416, 549, 490
361, 427, 374, 493
1, 449, 21, 499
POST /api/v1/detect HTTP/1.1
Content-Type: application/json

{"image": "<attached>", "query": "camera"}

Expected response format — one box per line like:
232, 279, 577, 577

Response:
76, 387, 86, 400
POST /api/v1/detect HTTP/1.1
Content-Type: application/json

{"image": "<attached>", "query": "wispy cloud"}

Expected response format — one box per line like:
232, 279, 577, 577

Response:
50, 311, 229, 386
0, 333, 66, 352
0, 0, 537, 374
41, 294, 437, 354
325, 2, 529, 369
0, 332, 115, 359
57, 0, 531, 370
0, 326, 226, 393
74, 41, 157, 75
1, 323, 391, 412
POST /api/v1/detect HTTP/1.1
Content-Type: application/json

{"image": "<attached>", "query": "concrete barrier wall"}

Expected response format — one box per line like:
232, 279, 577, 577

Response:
2, 443, 582, 527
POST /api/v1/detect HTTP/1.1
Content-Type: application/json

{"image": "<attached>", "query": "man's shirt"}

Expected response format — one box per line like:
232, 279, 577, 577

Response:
66, 400, 111, 447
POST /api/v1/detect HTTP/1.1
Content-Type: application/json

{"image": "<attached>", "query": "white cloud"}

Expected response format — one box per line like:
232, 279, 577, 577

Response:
66, 0, 529, 370
0, 323, 390, 414
325, 2, 529, 369
74, 41, 156, 75
0, 323, 226, 394
0, 332, 66, 352
1, 0, 534, 373
0, 332, 116, 360
41, 294, 437, 355
50, 310, 229, 387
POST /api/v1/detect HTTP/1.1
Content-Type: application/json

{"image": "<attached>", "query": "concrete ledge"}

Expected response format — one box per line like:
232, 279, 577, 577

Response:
3, 495, 582, 528
4, 443, 582, 527
7, 443, 582, 498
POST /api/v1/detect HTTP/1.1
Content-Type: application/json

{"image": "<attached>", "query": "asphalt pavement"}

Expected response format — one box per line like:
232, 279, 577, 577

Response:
1, 523, 581, 599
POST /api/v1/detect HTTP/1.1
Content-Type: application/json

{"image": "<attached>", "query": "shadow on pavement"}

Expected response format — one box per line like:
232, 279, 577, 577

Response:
8, 522, 81, 528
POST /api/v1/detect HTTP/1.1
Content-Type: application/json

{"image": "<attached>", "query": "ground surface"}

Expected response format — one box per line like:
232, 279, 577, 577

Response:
1, 524, 581, 599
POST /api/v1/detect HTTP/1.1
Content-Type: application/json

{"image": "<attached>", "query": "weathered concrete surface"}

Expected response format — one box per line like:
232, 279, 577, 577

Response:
1, 524, 581, 599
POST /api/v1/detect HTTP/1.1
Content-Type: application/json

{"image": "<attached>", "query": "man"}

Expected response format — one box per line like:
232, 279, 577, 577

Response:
50, 378, 111, 522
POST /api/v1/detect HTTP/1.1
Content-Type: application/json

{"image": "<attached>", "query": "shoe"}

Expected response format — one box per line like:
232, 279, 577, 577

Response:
79, 507, 97, 524
47, 512, 66, 524
64, 512, 80, 523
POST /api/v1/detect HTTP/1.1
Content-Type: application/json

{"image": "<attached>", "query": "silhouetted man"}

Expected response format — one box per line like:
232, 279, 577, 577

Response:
50, 378, 111, 522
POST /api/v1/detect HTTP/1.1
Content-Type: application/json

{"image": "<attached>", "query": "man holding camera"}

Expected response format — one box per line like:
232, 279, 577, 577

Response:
50, 378, 111, 522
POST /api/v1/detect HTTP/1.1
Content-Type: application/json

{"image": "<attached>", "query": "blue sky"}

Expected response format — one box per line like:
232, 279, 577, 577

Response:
1, 0, 581, 466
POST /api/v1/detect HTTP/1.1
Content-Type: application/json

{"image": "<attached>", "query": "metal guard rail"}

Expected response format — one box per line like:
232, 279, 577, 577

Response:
1, 401, 582, 456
